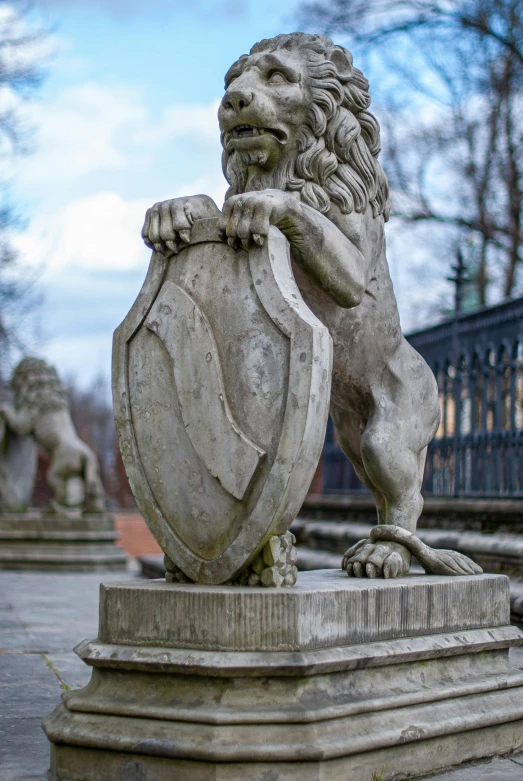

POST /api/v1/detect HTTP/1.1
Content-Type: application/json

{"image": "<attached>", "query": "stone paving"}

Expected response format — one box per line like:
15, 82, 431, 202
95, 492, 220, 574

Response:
1, 568, 523, 781
0, 566, 139, 781
426, 755, 523, 779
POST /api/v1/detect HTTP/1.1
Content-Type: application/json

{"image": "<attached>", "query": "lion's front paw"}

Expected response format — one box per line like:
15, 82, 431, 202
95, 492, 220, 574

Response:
342, 539, 411, 579
217, 190, 296, 251
142, 194, 220, 256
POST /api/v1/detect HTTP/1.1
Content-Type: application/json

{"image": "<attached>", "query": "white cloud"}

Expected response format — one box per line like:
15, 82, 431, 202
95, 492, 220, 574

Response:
3, 83, 144, 187
9, 78, 227, 274
15, 169, 228, 276
171, 172, 228, 209
15, 171, 228, 384
15, 192, 149, 272
5, 68, 226, 384
57, 192, 148, 270
39, 332, 114, 384
131, 101, 221, 147
8, 83, 222, 193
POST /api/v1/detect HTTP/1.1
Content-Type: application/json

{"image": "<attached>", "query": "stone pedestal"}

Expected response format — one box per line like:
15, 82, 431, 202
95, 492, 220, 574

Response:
0, 511, 127, 571
43, 571, 523, 781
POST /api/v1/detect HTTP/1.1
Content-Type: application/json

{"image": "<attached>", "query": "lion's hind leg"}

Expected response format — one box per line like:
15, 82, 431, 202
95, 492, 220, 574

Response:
330, 404, 408, 578
360, 411, 425, 535
47, 448, 87, 510
81, 445, 105, 513
46, 459, 69, 509
330, 403, 386, 521
332, 383, 438, 579
343, 375, 438, 578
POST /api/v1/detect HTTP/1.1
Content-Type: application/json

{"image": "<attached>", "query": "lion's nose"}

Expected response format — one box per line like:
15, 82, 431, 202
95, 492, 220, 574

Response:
222, 89, 253, 112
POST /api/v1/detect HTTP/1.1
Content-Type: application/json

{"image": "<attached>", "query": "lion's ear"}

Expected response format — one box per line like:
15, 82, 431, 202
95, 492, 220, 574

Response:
328, 47, 353, 80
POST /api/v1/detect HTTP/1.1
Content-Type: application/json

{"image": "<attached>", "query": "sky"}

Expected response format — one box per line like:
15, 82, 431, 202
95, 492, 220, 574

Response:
5, 0, 436, 388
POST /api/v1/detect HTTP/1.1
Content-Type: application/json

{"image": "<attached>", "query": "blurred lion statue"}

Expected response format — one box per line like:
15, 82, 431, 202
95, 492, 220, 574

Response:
0, 357, 105, 513
141, 33, 482, 578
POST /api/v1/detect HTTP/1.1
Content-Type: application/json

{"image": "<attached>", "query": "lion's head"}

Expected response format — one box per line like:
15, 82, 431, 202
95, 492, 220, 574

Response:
11, 357, 69, 413
218, 32, 389, 221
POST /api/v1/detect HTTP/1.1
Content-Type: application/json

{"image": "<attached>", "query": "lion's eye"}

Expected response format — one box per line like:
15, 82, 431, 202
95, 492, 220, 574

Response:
268, 71, 287, 86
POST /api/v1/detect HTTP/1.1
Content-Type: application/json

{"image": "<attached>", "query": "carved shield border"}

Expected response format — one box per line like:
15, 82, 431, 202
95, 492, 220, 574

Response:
113, 218, 332, 583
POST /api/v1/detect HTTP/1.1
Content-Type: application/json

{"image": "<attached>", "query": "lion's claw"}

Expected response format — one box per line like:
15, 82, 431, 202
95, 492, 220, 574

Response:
342, 539, 411, 579
341, 538, 366, 570
365, 562, 378, 578
142, 194, 220, 257
353, 561, 364, 577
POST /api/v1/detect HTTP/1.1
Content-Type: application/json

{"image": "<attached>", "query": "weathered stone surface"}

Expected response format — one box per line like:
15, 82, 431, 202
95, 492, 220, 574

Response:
45, 731, 523, 781
2, 568, 521, 781
139, 545, 341, 579
42, 572, 523, 780
140, 550, 523, 629
95, 571, 510, 652
511, 582, 523, 622
114, 218, 332, 585
368, 524, 483, 576
44, 691, 523, 766
0, 358, 106, 514
235, 531, 298, 587
137, 32, 444, 580
0, 512, 127, 571
41, 28, 523, 781
76, 625, 523, 678
164, 554, 192, 582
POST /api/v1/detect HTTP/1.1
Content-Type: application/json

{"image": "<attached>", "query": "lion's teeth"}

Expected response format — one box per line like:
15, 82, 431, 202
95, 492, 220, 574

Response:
232, 125, 268, 138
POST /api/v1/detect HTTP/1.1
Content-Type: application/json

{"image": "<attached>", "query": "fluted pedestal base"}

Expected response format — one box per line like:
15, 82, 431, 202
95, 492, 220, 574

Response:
43, 571, 523, 780
0, 511, 127, 571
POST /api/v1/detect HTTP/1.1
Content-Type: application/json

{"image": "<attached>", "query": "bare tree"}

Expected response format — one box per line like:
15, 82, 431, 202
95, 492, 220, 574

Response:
0, 2, 47, 379
299, 0, 523, 307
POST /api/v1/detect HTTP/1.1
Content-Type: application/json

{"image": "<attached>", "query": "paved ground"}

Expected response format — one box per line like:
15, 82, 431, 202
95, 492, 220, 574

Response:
1, 569, 523, 781
0, 566, 139, 781
426, 755, 523, 780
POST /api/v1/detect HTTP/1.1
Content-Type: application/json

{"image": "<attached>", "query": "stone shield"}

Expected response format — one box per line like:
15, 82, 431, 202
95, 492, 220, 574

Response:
113, 217, 332, 583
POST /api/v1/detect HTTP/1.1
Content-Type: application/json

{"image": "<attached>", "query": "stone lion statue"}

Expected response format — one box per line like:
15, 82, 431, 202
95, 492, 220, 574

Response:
141, 33, 478, 579
0, 357, 105, 513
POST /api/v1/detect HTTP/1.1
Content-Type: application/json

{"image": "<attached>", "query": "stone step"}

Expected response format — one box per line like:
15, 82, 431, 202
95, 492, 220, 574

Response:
0, 513, 128, 571
302, 494, 523, 534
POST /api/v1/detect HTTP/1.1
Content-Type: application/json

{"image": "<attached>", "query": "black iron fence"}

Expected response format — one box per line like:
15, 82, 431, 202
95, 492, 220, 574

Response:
322, 296, 523, 498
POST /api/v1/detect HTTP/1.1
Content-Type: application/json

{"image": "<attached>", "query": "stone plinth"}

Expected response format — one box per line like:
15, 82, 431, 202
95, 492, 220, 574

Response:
0, 512, 127, 571
43, 571, 523, 780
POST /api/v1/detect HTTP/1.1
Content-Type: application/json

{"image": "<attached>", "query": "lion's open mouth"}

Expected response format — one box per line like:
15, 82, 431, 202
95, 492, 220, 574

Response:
231, 125, 286, 142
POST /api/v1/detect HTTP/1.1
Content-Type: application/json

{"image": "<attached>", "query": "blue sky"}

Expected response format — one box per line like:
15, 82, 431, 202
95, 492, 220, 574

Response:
7, 0, 433, 387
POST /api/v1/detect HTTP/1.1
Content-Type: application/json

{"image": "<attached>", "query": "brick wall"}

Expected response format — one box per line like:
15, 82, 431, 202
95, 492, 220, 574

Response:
114, 512, 162, 557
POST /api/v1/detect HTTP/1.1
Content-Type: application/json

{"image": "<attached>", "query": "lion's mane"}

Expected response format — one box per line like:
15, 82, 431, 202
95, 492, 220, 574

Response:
11, 357, 69, 414
221, 32, 390, 221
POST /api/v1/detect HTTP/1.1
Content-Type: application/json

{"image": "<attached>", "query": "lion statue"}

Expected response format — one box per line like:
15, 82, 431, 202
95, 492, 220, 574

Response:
140, 33, 479, 579
0, 357, 105, 513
